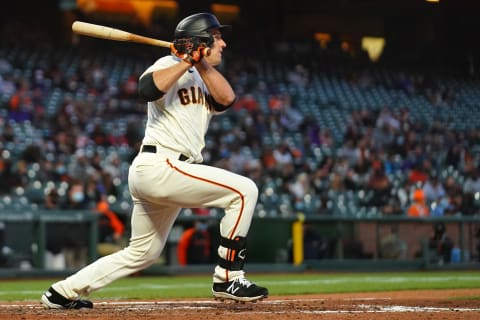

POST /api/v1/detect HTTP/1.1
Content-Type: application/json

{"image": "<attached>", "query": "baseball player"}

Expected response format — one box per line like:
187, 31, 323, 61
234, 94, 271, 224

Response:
40, 12, 268, 309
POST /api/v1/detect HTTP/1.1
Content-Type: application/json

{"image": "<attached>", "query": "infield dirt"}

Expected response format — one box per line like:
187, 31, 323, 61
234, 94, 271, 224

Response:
1, 288, 480, 320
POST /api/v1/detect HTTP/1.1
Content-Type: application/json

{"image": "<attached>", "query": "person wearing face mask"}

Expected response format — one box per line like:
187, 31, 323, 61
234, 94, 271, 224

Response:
47, 180, 90, 269
63, 181, 90, 210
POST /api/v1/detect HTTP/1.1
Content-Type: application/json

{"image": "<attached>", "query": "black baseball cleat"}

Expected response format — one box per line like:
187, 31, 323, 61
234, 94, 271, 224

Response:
41, 287, 93, 309
212, 277, 268, 302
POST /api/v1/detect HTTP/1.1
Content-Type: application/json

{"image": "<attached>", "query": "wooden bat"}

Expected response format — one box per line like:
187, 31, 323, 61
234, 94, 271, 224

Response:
72, 21, 172, 48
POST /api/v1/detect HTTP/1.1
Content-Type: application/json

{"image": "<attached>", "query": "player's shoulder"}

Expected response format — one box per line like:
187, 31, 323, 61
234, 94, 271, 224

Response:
140, 55, 176, 78
152, 55, 177, 68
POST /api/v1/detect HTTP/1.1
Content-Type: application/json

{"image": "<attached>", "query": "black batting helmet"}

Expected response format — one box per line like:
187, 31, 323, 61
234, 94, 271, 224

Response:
174, 13, 229, 46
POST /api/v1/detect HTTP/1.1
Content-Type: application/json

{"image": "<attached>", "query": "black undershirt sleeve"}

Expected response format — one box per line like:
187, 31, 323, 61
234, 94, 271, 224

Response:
138, 72, 164, 101
211, 97, 236, 112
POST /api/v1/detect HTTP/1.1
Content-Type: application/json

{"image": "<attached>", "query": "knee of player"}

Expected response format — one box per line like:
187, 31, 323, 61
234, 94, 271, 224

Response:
241, 177, 258, 201
128, 238, 164, 263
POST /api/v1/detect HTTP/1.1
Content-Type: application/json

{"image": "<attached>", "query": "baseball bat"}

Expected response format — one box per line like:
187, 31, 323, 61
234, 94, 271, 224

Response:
72, 21, 172, 48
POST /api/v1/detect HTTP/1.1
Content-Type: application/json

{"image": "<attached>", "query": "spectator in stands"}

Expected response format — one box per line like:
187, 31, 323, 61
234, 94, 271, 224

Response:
43, 186, 67, 269
273, 141, 295, 178
8, 78, 34, 123
229, 143, 249, 174
336, 139, 357, 164
430, 196, 451, 217
428, 222, 454, 264
95, 197, 125, 256
55, 181, 90, 268
330, 170, 346, 193
319, 128, 334, 148
9, 159, 29, 189
277, 97, 304, 132
407, 189, 430, 217
379, 225, 407, 260
366, 160, 391, 208
177, 221, 212, 265
1, 123, 15, 143
89, 123, 109, 146
288, 172, 311, 210
444, 143, 463, 168
52, 159, 70, 182
67, 149, 97, 183
446, 192, 470, 216
233, 93, 259, 112
62, 179, 92, 210
463, 169, 480, 215
286, 64, 309, 88
0, 157, 14, 194
44, 187, 61, 209
268, 92, 285, 112
422, 174, 446, 205
376, 108, 400, 132
407, 159, 430, 186
303, 224, 329, 259
441, 175, 470, 215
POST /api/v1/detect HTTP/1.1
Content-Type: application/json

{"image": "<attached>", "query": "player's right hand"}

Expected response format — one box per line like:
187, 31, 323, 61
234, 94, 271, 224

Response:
171, 39, 209, 66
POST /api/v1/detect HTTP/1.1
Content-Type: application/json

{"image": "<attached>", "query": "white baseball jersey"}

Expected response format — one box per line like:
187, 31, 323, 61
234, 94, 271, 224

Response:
141, 55, 214, 163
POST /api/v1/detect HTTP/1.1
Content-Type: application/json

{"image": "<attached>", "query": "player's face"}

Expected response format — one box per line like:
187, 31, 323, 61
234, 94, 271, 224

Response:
204, 29, 225, 66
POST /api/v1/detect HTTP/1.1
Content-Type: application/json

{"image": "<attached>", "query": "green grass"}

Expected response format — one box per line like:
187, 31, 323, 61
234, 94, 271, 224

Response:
1, 271, 480, 301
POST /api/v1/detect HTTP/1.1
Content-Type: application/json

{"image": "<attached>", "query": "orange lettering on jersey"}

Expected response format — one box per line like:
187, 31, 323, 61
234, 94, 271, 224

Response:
178, 88, 190, 105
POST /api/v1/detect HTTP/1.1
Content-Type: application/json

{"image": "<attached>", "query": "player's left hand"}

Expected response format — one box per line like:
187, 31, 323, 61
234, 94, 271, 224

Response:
171, 38, 209, 66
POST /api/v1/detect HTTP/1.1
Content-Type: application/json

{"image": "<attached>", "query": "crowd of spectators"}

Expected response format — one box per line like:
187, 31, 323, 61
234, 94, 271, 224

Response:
0, 22, 480, 231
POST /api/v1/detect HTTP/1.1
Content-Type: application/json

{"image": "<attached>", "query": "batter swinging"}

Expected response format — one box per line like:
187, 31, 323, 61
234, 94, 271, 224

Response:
41, 12, 268, 309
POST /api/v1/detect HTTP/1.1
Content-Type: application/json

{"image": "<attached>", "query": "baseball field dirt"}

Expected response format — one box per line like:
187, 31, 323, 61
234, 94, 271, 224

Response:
1, 288, 480, 319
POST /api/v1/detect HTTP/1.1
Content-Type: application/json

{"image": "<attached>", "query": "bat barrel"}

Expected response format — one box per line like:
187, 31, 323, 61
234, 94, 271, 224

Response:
72, 21, 172, 48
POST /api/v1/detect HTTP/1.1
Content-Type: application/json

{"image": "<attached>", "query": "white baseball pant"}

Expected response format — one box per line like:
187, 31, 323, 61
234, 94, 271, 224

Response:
53, 146, 258, 298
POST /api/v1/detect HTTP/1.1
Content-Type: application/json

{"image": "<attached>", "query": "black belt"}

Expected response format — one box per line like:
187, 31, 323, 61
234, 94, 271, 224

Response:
141, 145, 189, 161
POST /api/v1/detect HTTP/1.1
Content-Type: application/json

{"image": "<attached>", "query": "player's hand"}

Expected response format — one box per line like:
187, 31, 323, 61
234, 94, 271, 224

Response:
171, 39, 209, 67
184, 46, 209, 66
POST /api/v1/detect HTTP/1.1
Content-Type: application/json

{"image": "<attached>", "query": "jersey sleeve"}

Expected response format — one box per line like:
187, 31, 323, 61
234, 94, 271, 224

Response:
139, 56, 176, 79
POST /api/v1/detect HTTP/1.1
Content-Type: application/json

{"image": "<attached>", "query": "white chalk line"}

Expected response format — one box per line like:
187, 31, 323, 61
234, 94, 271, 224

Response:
1, 299, 480, 314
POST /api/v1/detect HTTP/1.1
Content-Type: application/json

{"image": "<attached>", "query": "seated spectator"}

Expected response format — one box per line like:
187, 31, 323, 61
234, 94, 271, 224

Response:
407, 161, 429, 185
407, 189, 430, 217
366, 160, 391, 207
430, 196, 451, 217
423, 174, 446, 205
289, 172, 312, 210
233, 93, 259, 112
43, 187, 61, 209
462, 169, 480, 215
